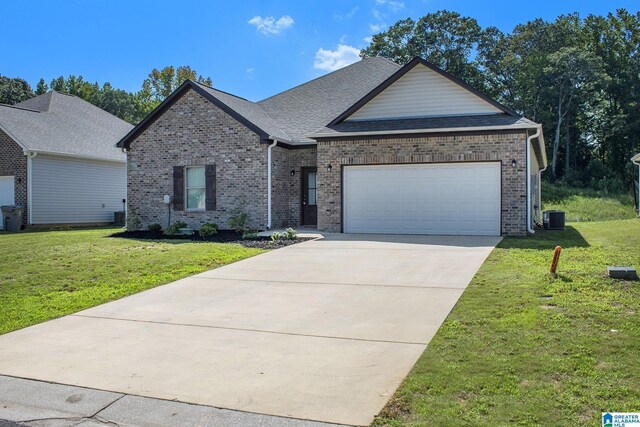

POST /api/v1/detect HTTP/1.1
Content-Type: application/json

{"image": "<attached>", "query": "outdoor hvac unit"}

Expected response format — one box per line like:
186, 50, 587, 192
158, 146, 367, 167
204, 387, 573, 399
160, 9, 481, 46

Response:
543, 210, 565, 230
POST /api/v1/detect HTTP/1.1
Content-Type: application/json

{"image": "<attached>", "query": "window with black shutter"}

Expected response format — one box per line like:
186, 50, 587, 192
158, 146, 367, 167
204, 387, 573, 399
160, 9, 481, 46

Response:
173, 165, 216, 211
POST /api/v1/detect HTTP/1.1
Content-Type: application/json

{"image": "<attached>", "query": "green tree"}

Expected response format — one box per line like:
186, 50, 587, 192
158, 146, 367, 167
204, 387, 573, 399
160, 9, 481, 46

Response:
141, 65, 213, 105
0, 76, 34, 105
35, 78, 48, 95
361, 11, 486, 86
544, 46, 607, 177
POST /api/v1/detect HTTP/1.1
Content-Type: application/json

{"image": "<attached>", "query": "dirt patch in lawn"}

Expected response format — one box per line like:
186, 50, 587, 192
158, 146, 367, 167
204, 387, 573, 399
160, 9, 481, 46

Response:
110, 230, 313, 249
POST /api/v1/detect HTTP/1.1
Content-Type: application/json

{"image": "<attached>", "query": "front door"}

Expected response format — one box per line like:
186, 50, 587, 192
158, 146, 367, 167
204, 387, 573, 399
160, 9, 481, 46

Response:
302, 168, 317, 226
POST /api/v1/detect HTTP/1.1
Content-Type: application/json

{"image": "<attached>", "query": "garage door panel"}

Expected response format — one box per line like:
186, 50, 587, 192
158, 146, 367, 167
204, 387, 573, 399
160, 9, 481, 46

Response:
344, 163, 500, 236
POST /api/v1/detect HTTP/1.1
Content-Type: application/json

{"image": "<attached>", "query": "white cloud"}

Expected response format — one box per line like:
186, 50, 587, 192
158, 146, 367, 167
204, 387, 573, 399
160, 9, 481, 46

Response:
314, 44, 361, 72
372, 9, 384, 21
369, 23, 385, 33
248, 15, 294, 35
334, 6, 360, 20
246, 67, 255, 80
364, 36, 373, 44
375, 0, 405, 11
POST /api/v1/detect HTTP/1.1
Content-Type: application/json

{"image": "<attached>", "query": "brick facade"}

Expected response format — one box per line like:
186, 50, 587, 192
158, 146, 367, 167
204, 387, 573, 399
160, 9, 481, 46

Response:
0, 129, 28, 226
271, 146, 317, 227
316, 132, 529, 236
126, 89, 531, 235
127, 89, 269, 231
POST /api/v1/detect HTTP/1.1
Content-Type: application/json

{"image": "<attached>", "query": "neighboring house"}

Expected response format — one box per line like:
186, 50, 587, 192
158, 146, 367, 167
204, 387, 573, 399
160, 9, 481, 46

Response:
118, 57, 547, 236
0, 91, 133, 228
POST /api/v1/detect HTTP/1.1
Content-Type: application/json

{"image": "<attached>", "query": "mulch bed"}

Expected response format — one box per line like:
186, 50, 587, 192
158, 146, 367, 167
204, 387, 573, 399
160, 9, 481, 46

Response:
109, 229, 312, 249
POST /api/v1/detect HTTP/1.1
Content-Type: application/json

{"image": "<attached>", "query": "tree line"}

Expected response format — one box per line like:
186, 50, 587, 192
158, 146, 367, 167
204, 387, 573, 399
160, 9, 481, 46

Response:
1, 9, 638, 191
362, 9, 640, 191
0, 66, 212, 125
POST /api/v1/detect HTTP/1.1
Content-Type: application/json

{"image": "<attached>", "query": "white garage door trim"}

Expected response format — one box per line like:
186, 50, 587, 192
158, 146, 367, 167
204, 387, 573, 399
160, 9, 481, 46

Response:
0, 176, 15, 230
343, 162, 501, 236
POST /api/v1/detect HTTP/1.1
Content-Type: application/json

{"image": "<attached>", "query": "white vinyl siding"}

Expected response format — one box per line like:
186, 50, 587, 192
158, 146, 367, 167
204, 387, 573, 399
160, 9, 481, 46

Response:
343, 163, 501, 236
31, 154, 126, 224
0, 176, 15, 229
347, 64, 502, 121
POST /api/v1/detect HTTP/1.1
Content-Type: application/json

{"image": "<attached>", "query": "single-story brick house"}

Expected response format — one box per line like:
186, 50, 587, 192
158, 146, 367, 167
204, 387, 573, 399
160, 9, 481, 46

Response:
0, 91, 132, 228
118, 57, 547, 236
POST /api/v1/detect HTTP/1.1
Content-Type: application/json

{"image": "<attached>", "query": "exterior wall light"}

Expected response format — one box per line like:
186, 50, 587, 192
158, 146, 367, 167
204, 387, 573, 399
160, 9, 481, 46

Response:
326, 164, 332, 172
511, 159, 517, 168
290, 170, 295, 176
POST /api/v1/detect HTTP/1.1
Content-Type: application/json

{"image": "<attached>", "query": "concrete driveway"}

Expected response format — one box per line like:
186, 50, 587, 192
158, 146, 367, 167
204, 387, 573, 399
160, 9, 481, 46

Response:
0, 234, 499, 426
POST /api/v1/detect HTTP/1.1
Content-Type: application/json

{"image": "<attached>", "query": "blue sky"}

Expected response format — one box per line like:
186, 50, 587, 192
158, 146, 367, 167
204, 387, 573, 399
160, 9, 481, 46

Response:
1, 0, 638, 101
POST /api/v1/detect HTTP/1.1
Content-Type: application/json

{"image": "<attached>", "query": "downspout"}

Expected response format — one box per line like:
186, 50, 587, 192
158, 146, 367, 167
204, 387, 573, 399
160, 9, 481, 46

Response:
633, 156, 640, 215
537, 127, 548, 226
526, 127, 541, 234
26, 151, 37, 225
267, 139, 278, 229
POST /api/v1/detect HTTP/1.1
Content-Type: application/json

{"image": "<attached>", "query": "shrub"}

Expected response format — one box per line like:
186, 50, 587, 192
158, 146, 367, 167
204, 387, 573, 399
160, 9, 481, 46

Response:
199, 223, 219, 237
125, 207, 141, 231
228, 208, 250, 235
242, 229, 259, 239
283, 228, 297, 239
270, 231, 283, 242
166, 221, 188, 235
147, 223, 163, 233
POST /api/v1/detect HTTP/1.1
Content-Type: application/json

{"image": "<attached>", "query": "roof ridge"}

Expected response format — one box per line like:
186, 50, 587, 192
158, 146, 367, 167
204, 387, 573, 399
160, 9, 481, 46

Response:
373, 56, 400, 66
191, 80, 254, 103
258, 57, 400, 104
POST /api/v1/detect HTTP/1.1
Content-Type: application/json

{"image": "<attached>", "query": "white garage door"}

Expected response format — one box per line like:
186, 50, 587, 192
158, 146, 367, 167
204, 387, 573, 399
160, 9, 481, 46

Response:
0, 176, 15, 230
343, 162, 501, 235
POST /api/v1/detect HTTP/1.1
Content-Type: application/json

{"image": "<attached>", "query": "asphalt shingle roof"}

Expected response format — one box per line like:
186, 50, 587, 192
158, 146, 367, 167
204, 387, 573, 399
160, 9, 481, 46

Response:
309, 114, 538, 137
0, 91, 132, 161
257, 57, 402, 144
193, 83, 291, 141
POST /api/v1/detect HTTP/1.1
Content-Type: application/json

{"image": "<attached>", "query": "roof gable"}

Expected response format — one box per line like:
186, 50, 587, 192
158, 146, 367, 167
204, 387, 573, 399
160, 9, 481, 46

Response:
118, 81, 279, 149
0, 91, 132, 161
331, 57, 518, 125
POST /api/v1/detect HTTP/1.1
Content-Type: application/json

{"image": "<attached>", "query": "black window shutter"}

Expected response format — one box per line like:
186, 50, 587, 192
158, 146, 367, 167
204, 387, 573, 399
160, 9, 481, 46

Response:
173, 166, 184, 211
205, 164, 216, 211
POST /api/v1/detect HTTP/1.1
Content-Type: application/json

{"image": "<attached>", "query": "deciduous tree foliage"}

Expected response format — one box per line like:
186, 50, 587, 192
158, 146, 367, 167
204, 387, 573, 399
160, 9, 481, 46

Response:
19, 66, 213, 125
0, 76, 34, 105
362, 9, 640, 191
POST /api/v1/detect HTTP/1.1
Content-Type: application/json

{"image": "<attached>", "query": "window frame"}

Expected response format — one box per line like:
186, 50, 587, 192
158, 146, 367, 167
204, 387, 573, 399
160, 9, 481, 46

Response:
184, 166, 206, 211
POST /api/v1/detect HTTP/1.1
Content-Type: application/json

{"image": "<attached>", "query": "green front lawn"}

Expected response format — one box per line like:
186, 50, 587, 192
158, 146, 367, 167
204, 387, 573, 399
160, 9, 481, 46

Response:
374, 219, 640, 426
0, 227, 263, 334
542, 182, 637, 222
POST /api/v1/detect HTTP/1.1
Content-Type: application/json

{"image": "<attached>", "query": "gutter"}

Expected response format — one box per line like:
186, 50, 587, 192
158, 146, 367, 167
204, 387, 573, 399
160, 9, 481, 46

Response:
266, 139, 278, 229
23, 149, 126, 164
526, 126, 542, 234
306, 124, 541, 139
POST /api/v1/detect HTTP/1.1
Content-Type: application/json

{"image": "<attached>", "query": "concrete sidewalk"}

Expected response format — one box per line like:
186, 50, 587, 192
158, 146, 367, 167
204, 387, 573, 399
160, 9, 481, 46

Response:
0, 234, 499, 426
0, 376, 339, 427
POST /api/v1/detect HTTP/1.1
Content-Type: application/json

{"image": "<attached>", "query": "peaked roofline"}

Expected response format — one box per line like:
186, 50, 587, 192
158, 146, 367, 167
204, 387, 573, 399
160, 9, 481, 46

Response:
258, 56, 400, 104
117, 80, 270, 149
328, 57, 520, 126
